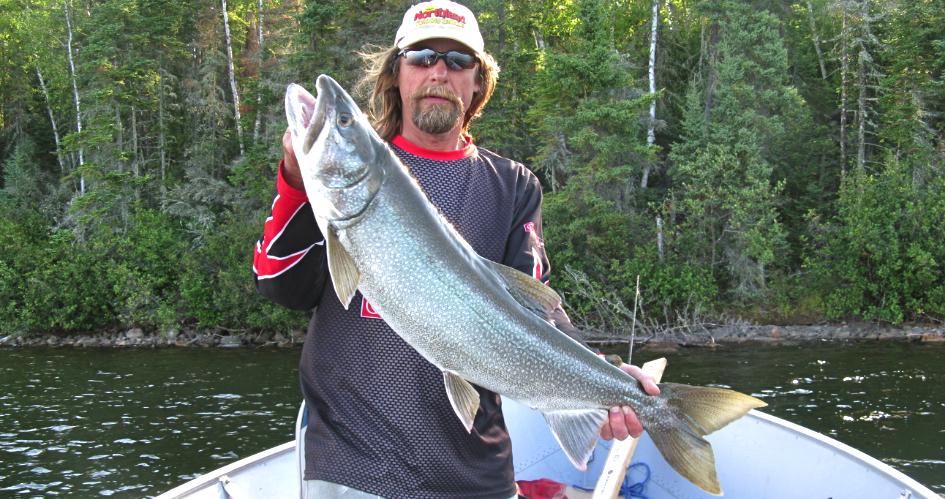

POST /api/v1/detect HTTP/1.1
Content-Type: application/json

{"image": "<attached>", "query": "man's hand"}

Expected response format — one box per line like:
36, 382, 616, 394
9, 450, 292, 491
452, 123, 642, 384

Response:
600, 363, 660, 440
282, 128, 304, 191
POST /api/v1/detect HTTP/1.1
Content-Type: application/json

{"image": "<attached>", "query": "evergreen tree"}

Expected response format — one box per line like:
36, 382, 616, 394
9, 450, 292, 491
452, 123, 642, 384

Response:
669, 1, 798, 302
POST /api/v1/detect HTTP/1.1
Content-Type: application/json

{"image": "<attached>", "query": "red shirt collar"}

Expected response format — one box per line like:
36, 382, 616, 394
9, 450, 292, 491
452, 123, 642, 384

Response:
391, 134, 476, 161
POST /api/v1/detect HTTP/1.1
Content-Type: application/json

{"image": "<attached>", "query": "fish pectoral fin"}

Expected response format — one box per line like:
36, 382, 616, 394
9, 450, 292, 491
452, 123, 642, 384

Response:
542, 409, 609, 471
487, 261, 583, 340
488, 261, 561, 311
324, 226, 360, 309
443, 371, 480, 433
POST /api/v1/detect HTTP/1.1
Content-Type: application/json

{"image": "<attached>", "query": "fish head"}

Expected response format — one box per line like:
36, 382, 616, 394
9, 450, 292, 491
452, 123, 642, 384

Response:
285, 75, 384, 223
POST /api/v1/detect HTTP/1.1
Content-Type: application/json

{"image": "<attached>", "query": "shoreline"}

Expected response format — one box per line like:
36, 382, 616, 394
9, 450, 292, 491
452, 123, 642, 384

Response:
2, 323, 943, 349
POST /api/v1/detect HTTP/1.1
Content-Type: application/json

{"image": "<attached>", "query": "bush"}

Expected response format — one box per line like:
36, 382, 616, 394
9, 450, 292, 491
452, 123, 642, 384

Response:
178, 211, 305, 332
808, 158, 945, 323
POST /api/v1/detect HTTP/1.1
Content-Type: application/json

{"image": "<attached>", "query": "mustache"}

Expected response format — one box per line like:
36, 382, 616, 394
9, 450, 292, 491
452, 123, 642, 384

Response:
412, 86, 463, 108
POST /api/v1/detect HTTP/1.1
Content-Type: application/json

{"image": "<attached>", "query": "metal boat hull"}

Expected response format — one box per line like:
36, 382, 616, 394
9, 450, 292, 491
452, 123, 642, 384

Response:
157, 401, 939, 498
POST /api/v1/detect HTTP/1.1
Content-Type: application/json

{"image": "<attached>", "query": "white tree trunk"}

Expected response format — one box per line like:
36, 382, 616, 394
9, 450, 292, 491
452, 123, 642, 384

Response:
856, 0, 869, 172
158, 69, 168, 201
222, 0, 245, 156
839, 0, 849, 173
532, 29, 546, 51
656, 215, 664, 261
253, 0, 264, 143
115, 104, 124, 173
64, 0, 85, 193
131, 106, 138, 178
35, 65, 66, 173
641, 0, 659, 189
806, 1, 828, 80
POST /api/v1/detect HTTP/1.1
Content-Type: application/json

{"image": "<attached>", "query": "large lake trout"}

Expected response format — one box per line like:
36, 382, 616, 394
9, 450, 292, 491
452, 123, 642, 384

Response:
285, 75, 765, 495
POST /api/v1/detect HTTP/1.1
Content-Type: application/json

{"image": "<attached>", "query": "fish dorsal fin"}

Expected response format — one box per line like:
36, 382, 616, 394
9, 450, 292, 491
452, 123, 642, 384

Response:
542, 409, 609, 470
318, 218, 359, 309
443, 371, 480, 433
487, 261, 583, 340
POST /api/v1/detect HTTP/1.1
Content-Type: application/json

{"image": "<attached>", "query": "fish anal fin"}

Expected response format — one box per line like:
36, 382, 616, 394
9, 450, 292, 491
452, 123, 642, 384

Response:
542, 409, 609, 471
443, 371, 480, 433
323, 226, 360, 309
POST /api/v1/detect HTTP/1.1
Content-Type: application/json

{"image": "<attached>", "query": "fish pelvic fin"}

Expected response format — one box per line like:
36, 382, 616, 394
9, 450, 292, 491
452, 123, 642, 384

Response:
542, 409, 609, 470
648, 383, 767, 495
324, 226, 360, 309
443, 371, 480, 433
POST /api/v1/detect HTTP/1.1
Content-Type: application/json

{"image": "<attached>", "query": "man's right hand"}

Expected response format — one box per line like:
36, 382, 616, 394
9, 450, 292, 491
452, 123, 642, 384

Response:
282, 128, 305, 190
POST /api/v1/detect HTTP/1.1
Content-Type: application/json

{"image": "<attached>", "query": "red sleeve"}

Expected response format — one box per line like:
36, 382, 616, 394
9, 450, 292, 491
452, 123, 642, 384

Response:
252, 161, 328, 310
252, 160, 318, 279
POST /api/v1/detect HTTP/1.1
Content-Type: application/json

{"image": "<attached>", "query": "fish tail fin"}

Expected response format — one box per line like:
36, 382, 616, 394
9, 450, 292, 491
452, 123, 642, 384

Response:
647, 383, 766, 495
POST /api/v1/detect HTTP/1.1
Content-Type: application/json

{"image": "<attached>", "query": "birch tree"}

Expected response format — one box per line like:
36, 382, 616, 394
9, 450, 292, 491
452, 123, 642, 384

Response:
641, 0, 659, 189
35, 65, 66, 173
253, 0, 264, 143
63, 0, 85, 194
221, 0, 244, 156
805, 0, 827, 80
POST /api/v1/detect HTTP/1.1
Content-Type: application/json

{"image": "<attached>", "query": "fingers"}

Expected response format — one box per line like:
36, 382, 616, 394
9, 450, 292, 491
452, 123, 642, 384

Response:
601, 406, 644, 440
621, 363, 661, 396
608, 407, 630, 440
281, 128, 304, 190
600, 416, 613, 440
599, 362, 658, 441
622, 406, 644, 438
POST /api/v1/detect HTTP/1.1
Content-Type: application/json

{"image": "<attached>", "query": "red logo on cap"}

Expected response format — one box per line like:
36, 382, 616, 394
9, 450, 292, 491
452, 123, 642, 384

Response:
414, 7, 465, 24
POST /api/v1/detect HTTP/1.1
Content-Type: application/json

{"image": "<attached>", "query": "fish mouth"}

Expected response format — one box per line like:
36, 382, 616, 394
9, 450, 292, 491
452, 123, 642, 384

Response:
301, 78, 334, 154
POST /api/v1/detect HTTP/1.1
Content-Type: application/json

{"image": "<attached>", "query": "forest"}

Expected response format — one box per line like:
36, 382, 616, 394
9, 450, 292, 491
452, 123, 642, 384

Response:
0, 0, 943, 338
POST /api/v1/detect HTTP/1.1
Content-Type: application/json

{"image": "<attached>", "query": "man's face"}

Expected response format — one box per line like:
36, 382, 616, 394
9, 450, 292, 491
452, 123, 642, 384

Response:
396, 38, 481, 136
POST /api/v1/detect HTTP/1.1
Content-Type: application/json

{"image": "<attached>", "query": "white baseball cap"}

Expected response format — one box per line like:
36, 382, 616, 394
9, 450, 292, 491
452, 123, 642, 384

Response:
394, 1, 484, 54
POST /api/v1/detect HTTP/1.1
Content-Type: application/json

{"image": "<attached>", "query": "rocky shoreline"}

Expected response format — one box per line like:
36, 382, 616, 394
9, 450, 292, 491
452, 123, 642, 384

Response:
0, 328, 308, 349
2, 322, 943, 349
591, 322, 945, 352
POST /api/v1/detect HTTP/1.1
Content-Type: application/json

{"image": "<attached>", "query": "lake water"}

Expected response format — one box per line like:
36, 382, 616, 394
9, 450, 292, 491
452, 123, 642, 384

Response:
0, 341, 942, 497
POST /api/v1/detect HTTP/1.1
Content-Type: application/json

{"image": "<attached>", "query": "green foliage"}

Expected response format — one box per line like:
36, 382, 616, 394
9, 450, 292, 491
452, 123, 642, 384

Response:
543, 171, 717, 324
1, 0, 944, 337
178, 211, 304, 332
15, 231, 117, 333
808, 157, 945, 323
669, 2, 795, 303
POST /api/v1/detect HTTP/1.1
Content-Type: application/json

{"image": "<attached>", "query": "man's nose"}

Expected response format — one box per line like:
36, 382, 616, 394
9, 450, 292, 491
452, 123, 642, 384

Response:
428, 58, 449, 79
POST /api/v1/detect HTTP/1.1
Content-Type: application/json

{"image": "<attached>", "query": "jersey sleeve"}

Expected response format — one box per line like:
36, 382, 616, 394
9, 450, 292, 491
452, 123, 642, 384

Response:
501, 166, 551, 284
501, 164, 595, 348
252, 160, 329, 310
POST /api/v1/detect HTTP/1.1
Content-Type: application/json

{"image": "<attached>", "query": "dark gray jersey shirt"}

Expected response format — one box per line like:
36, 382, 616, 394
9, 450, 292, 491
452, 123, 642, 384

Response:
253, 135, 549, 499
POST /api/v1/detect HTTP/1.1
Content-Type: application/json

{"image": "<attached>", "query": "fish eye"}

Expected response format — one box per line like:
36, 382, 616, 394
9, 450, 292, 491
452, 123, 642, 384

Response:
337, 112, 353, 128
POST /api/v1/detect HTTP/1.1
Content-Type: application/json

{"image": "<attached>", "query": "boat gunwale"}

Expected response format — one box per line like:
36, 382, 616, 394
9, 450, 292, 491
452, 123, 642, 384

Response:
154, 441, 296, 499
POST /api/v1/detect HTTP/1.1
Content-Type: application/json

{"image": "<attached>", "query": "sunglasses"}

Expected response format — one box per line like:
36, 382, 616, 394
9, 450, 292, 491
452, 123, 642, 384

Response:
398, 48, 478, 70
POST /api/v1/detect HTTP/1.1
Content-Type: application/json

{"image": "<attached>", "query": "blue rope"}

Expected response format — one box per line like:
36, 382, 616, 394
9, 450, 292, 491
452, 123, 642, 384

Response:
620, 462, 651, 499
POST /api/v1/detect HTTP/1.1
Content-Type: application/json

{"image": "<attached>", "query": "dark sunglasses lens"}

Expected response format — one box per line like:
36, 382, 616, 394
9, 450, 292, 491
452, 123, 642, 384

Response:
445, 51, 476, 70
404, 49, 437, 67
404, 49, 475, 70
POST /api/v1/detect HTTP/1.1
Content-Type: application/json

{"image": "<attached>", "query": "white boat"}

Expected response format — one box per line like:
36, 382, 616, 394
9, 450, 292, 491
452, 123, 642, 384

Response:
157, 398, 940, 499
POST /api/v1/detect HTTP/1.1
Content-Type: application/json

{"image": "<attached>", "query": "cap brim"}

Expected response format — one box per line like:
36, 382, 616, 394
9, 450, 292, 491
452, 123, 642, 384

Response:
396, 27, 483, 54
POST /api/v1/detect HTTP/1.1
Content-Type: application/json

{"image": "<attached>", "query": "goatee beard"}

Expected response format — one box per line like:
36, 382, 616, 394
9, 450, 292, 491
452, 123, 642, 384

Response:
411, 87, 463, 135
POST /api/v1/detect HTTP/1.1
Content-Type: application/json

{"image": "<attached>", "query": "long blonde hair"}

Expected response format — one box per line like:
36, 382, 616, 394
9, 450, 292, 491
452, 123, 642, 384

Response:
356, 45, 500, 141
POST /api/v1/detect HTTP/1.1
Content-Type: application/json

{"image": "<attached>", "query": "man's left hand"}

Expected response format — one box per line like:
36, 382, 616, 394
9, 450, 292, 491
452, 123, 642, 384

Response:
600, 364, 661, 440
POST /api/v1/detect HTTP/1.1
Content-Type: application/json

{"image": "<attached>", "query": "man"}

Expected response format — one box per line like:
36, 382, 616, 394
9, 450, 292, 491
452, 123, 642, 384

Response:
253, 1, 658, 497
